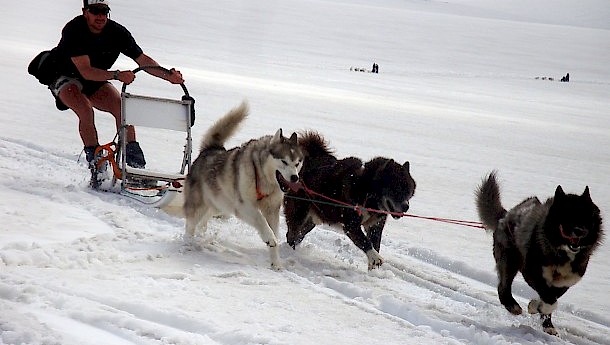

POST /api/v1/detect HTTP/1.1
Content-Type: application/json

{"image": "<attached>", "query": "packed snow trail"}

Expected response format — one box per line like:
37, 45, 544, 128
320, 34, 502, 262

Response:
2, 136, 609, 345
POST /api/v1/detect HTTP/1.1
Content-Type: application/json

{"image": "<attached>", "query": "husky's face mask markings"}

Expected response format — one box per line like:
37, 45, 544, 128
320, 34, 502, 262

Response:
476, 172, 603, 336
269, 130, 303, 192
269, 129, 303, 191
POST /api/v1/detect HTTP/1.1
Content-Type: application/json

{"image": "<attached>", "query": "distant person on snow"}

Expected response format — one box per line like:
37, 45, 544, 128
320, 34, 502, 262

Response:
45, 0, 184, 169
560, 72, 570, 82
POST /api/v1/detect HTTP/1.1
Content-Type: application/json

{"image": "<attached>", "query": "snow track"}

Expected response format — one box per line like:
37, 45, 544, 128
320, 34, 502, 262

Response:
2, 137, 609, 344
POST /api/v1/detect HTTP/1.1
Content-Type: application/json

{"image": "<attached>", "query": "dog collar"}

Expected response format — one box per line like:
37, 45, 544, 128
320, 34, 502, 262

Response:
253, 164, 268, 200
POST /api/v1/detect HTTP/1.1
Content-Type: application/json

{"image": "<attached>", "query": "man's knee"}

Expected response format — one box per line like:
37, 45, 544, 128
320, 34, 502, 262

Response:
61, 91, 94, 119
90, 83, 121, 114
64, 96, 94, 116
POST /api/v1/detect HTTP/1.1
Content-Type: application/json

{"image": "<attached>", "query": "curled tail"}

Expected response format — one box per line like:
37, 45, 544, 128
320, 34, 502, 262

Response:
298, 131, 334, 158
475, 171, 507, 232
201, 101, 249, 151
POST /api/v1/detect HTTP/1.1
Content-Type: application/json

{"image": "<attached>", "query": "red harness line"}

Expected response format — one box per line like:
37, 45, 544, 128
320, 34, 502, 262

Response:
559, 224, 579, 244
295, 182, 485, 230
253, 164, 269, 201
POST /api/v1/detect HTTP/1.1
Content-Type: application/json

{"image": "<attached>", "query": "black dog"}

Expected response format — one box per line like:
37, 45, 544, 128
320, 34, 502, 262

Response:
476, 171, 603, 335
284, 131, 416, 269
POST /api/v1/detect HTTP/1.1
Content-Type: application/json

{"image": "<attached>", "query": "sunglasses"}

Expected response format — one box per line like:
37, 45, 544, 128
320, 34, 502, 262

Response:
88, 6, 110, 15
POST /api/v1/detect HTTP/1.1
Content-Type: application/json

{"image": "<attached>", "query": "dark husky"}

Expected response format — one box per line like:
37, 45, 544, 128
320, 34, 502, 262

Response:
283, 131, 416, 269
476, 171, 603, 335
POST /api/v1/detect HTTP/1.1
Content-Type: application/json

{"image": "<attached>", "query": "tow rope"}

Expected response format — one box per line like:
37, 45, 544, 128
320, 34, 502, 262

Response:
286, 181, 485, 230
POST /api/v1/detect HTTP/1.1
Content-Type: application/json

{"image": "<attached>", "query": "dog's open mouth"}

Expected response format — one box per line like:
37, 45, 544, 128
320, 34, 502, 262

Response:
568, 244, 581, 252
275, 170, 302, 193
382, 198, 408, 219
562, 237, 582, 253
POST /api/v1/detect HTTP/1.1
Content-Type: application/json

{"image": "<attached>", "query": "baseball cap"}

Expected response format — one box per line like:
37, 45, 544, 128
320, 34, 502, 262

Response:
83, 0, 110, 8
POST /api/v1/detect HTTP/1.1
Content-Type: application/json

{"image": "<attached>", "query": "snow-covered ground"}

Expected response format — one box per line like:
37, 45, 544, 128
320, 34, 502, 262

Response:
2, 0, 610, 344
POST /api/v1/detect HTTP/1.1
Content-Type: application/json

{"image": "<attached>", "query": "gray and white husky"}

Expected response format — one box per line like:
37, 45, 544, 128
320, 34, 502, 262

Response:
183, 101, 303, 269
476, 171, 603, 335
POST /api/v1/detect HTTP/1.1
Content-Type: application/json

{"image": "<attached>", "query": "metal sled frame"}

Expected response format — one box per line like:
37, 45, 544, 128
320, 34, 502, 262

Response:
115, 65, 194, 207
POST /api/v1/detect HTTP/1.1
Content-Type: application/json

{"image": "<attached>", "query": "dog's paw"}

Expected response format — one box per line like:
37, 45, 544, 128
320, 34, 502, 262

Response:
181, 238, 205, 252
268, 245, 282, 271
183, 233, 198, 245
286, 238, 296, 249
541, 314, 559, 336
528, 299, 557, 315
286, 231, 304, 249
366, 249, 384, 270
263, 232, 279, 248
543, 325, 558, 336
499, 294, 522, 315
270, 262, 284, 271
507, 304, 523, 315
528, 299, 542, 314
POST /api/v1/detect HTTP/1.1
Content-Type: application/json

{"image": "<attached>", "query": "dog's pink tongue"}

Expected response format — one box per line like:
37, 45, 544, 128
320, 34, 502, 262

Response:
286, 180, 303, 192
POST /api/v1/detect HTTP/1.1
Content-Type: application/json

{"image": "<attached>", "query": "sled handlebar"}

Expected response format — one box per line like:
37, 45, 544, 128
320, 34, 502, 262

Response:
120, 65, 190, 97
121, 65, 196, 126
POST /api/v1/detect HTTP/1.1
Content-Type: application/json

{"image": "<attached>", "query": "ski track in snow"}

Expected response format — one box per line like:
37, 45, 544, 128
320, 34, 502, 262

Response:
2, 136, 609, 345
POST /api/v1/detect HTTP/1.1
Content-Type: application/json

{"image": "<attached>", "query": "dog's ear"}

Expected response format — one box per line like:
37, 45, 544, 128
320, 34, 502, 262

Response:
272, 128, 283, 143
554, 185, 566, 199
582, 186, 591, 201
403, 161, 410, 171
289, 132, 298, 144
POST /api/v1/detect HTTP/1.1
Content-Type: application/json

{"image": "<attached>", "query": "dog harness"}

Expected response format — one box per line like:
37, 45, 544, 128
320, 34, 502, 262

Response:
253, 164, 268, 200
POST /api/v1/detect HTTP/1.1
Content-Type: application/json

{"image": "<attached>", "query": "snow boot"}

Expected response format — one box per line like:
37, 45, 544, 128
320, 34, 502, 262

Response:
84, 145, 103, 189
84, 145, 98, 167
126, 141, 146, 169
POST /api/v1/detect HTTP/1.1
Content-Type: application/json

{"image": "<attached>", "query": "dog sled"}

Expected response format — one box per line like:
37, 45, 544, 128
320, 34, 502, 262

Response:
90, 65, 195, 211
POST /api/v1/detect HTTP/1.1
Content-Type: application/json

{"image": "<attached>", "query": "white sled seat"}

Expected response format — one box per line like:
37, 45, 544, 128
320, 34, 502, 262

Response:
119, 91, 193, 186
124, 166, 185, 182
122, 93, 190, 132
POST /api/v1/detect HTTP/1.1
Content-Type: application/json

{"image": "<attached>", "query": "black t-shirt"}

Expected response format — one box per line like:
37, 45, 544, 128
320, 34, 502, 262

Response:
53, 15, 143, 77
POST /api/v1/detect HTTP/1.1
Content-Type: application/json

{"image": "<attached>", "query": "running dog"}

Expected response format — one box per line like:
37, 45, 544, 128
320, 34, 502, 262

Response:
476, 171, 603, 335
183, 101, 303, 269
284, 131, 416, 269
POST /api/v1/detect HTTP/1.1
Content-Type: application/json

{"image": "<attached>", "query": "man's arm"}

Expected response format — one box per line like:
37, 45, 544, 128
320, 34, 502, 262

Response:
71, 55, 135, 84
134, 53, 184, 84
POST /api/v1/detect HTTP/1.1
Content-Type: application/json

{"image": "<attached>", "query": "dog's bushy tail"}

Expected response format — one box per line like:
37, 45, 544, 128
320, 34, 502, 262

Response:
475, 171, 507, 233
201, 101, 249, 151
298, 131, 334, 157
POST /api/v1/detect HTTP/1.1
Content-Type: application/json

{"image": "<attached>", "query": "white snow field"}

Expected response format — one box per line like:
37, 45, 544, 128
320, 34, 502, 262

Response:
1, 0, 609, 344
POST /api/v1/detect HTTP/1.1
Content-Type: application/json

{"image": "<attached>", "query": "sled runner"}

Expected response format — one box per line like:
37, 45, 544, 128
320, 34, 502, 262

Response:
91, 65, 195, 210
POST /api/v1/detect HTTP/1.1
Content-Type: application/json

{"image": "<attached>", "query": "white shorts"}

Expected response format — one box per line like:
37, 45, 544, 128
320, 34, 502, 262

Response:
49, 76, 83, 97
